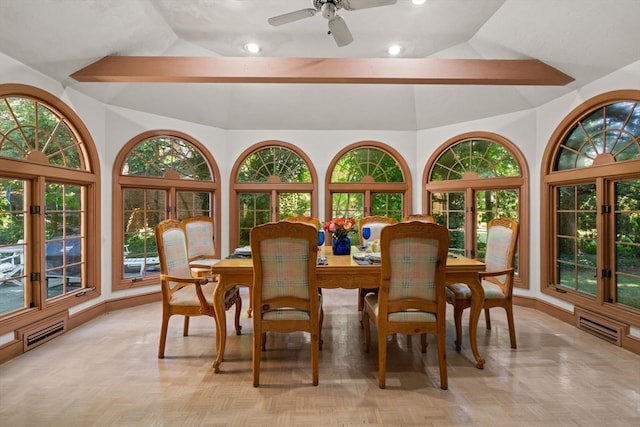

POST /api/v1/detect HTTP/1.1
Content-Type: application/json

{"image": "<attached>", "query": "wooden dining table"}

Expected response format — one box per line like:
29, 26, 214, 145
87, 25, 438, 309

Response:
209, 246, 486, 372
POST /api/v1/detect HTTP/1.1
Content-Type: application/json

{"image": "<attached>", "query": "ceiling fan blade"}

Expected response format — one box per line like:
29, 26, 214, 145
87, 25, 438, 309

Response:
343, 0, 397, 11
267, 8, 317, 26
328, 16, 353, 47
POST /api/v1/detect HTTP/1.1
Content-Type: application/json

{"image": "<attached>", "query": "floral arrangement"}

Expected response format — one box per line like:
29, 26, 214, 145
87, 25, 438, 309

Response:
323, 216, 356, 240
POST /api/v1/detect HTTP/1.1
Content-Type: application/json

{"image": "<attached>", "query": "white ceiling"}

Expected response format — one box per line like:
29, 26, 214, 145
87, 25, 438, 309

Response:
1, 0, 639, 130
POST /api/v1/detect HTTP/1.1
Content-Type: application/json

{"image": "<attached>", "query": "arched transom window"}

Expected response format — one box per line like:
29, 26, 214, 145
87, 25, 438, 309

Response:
0, 96, 87, 168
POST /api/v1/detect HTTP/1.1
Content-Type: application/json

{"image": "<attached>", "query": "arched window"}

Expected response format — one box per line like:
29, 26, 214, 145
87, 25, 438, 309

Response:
113, 131, 220, 290
325, 142, 411, 226
230, 141, 317, 250
542, 90, 640, 325
0, 84, 100, 325
424, 132, 529, 288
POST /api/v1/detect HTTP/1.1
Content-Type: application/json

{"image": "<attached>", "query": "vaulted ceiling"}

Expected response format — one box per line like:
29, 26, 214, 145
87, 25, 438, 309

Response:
1, 0, 639, 130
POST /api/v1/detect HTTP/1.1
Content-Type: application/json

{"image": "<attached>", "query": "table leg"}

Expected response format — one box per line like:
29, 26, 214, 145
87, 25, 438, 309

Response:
211, 278, 230, 373
466, 276, 486, 369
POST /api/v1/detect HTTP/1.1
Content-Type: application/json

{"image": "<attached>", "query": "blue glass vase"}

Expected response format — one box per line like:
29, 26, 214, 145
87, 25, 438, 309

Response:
332, 235, 351, 256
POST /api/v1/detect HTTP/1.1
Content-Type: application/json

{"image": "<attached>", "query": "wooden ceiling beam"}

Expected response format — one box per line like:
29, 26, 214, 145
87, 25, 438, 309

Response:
70, 56, 574, 86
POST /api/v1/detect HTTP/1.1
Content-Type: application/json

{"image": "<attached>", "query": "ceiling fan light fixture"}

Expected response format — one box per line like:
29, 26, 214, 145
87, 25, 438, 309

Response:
244, 43, 261, 54
321, 2, 337, 20
387, 44, 402, 56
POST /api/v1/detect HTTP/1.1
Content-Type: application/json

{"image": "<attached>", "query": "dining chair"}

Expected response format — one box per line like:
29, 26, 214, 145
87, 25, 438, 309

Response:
403, 213, 435, 223
155, 219, 242, 359
250, 221, 322, 386
282, 215, 321, 230
362, 221, 450, 389
357, 216, 398, 322
182, 215, 219, 275
445, 217, 520, 350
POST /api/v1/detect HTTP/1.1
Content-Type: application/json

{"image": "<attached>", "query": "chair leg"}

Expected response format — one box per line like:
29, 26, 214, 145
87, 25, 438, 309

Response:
182, 316, 190, 336
358, 290, 365, 327
505, 305, 517, 349
252, 328, 261, 387
319, 305, 324, 351
377, 328, 388, 389
484, 308, 492, 330
453, 301, 464, 351
311, 329, 319, 386
358, 289, 377, 327
420, 334, 427, 353
362, 309, 371, 353
158, 313, 170, 359
234, 296, 242, 335
437, 329, 448, 390
261, 332, 267, 351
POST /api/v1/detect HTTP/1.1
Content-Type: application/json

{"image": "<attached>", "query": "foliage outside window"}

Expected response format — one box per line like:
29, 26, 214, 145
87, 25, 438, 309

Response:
0, 85, 98, 324
544, 94, 640, 318
44, 182, 85, 299
114, 132, 218, 289
232, 142, 316, 249
425, 135, 526, 286
327, 143, 409, 244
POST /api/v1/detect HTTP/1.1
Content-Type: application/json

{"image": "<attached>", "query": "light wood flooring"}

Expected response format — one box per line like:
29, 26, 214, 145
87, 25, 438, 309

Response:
1, 288, 639, 427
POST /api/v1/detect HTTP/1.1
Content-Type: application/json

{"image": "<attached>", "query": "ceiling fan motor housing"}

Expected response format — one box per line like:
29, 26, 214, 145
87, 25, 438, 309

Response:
314, 0, 343, 12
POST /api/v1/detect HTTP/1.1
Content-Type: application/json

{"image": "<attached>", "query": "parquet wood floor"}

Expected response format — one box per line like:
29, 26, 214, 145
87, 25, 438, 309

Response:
1, 288, 638, 426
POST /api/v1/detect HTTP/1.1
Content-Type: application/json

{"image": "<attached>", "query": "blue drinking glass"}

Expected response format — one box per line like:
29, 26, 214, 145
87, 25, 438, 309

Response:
318, 230, 325, 247
362, 226, 371, 240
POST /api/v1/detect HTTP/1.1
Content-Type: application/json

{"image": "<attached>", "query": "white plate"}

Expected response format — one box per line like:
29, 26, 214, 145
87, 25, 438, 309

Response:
352, 252, 367, 260
234, 246, 251, 255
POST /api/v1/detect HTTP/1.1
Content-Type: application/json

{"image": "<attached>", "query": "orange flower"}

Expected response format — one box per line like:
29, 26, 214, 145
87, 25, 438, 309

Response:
323, 216, 356, 239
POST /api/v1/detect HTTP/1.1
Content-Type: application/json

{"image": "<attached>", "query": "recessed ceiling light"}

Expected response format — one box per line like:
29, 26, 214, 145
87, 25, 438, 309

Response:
387, 45, 402, 56
412, 0, 426, 5
244, 43, 260, 54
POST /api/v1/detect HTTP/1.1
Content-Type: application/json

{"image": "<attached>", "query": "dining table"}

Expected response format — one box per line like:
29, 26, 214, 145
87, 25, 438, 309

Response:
209, 245, 486, 372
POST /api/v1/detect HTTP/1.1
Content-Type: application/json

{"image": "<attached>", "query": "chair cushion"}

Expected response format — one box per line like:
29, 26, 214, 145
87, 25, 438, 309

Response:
388, 237, 439, 301
482, 280, 506, 299
445, 282, 471, 299
163, 228, 192, 278
262, 293, 322, 320
445, 280, 506, 300
170, 282, 239, 307
485, 225, 513, 272
364, 293, 436, 322
189, 258, 220, 268
185, 220, 215, 259
263, 310, 310, 321
259, 237, 310, 300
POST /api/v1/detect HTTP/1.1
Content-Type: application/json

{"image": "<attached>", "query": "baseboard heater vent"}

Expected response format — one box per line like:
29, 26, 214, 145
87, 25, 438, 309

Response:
17, 312, 68, 352
575, 308, 626, 346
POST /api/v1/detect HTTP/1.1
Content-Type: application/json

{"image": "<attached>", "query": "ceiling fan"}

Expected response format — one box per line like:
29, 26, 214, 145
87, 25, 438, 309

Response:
267, 0, 398, 47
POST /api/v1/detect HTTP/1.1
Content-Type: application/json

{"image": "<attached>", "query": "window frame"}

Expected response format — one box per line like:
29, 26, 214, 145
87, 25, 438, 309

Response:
423, 131, 529, 290
0, 84, 101, 334
112, 130, 220, 291
324, 141, 411, 223
229, 140, 318, 251
541, 90, 640, 326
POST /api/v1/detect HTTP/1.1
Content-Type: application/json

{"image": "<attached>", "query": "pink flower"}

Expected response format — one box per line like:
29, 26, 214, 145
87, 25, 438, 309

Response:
323, 216, 356, 239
